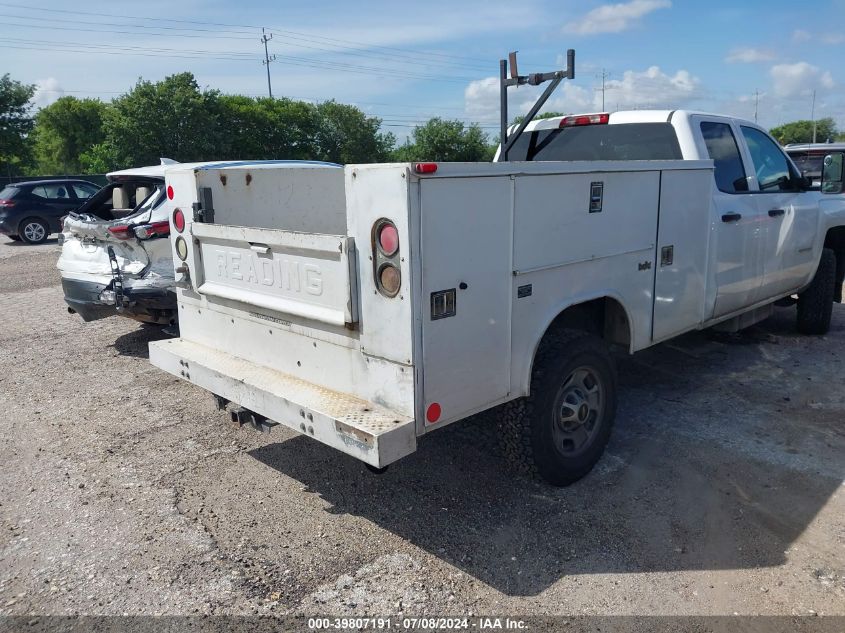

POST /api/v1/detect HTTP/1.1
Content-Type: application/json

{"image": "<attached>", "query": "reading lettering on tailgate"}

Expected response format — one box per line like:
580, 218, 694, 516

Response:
213, 250, 323, 296
190, 224, 357, 327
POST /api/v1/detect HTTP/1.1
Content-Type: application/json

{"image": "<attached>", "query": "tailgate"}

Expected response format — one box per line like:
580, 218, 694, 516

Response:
191, 222, 358, 327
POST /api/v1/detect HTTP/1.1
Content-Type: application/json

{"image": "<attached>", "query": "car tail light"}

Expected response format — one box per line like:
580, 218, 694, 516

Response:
559, 113, 610, 127
377, 222, 399, 256
134, 221, 170, 240
166, 185, 174, 200
172, 208, 185, 233
108, 225, 132, 240
0, 199, 14, 208
414, 162, 438, 174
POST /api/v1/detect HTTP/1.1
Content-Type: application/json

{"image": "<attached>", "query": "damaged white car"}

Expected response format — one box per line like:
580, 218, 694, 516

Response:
58, 162, 178, 326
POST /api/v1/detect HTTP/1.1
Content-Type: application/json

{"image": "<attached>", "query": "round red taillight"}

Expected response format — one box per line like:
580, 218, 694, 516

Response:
377, 222, 399, 256
166, 185, 174, 200
378, 263, 401, 297
172, 208, 185, 233
426, 403, 441, 423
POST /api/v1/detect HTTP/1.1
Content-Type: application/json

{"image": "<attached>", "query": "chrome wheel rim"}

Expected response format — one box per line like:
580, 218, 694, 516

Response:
552, 366, 604, 456
23, 222, 46, 242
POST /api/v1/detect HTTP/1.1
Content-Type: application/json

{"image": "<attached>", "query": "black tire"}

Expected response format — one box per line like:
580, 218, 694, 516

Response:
797, 248, 836, 335
19, 217, 49, 244
498, 329, 617, 487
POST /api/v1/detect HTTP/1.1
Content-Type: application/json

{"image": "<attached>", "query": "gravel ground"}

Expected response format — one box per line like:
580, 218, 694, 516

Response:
0, 236, 842, 621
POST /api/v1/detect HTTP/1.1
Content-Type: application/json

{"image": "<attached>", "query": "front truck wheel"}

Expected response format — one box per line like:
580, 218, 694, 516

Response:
498, 329, 617, 487
797, 248, 836, 335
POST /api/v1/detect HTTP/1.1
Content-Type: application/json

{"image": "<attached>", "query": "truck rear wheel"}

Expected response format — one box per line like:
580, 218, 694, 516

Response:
797, 248, 836, 335
498, 329, 617, 487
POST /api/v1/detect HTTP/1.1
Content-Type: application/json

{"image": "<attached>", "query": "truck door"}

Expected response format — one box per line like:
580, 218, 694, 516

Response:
419, 177, 512, 426
696, 118, 766, 318
738, 125, 820, 299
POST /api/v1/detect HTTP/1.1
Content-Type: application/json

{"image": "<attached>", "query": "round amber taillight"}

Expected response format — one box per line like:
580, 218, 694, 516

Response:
378, 263, 401, 297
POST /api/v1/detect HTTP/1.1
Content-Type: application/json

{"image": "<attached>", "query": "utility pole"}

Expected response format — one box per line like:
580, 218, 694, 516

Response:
810, 89, 817, 143
595, 68, 610, 111
260, 28, 276, 99
753, 89, 759, 123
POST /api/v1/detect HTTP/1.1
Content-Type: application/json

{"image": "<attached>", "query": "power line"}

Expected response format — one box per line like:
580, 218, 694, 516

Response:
0, 1, 493, 66
594, 69, 611, 111
260, 28, 276, 98
0, 14, 493, 74
0, 39, 478, 84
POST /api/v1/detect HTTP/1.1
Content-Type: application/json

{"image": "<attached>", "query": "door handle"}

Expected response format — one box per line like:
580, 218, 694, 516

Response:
768, 208, 785, 218
721, 212, 742, 223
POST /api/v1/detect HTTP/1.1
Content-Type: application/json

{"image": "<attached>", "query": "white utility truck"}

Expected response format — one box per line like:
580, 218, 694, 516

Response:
149, 111, 845, 486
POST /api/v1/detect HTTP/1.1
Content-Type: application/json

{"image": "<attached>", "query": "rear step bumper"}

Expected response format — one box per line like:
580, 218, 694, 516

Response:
149, 338, 416, 467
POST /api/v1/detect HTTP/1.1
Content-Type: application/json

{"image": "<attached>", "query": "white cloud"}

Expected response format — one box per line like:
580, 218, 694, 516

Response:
464, 76, 592, 123
33, 78, 64, 108
563, 0, 671, 35
725, 47, 775, 63
791, 29, 844, 45
464, 65, 698, 122
601, 66, 699, 108
770, 62, 835, 98
792, 29, 811, 43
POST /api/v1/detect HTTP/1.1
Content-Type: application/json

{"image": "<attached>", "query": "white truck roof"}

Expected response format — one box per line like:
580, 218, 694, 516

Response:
518, 109, 755, 132
107, 159, 341, 182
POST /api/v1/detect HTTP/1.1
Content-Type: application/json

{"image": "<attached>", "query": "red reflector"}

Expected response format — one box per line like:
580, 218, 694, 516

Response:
166, 185, 174, 200
108, 225, 132, 240
173, 208, 185, 233
414, 162, 438, 174
0, 199, 14, 207
378, 223, 399, 256
559, 113, 610, 127
426, 403, 442, 423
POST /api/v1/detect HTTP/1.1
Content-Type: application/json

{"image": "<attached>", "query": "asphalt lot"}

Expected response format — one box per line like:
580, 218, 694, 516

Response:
0, 236, 843, 619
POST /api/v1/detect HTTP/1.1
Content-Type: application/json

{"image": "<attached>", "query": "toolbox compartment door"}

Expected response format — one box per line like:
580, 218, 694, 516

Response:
191, 222, 358, 327
419, 176, 513, 425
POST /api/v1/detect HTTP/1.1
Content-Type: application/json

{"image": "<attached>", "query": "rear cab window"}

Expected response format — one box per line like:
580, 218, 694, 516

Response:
699, 121, 748, 193
508, 122, 683, 161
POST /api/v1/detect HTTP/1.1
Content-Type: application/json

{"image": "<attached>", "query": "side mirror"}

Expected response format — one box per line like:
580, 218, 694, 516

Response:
822, 153, 844, 194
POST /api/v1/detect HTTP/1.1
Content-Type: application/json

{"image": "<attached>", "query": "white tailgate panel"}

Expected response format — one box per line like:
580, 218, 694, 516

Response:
652, 169, 712, 341
192, 223, 357, 327
420, 177, 512, 425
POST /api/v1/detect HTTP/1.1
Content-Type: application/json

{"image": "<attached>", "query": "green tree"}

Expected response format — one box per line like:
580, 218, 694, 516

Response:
314, 101, 394, 164
392, 118, 493, 162
217, 95, 321, 159
512, 111, 567, 124
32, 96, 106, 174
82, 72, 222, 171
0, 74, 35, 177
770, 118, 838, 144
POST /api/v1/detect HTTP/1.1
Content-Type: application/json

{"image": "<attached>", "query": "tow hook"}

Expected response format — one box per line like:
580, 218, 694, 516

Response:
229, 407, 278, 434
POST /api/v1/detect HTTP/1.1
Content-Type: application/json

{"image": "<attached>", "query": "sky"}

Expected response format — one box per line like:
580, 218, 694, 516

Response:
3, 0, 845, 141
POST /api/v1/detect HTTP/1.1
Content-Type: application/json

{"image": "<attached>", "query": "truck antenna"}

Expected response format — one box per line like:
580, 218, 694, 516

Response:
498, 49, 575, 162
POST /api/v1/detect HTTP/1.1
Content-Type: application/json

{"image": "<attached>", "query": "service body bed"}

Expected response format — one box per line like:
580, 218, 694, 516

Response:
150, 160, 713, 467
